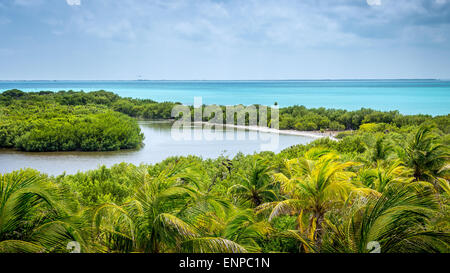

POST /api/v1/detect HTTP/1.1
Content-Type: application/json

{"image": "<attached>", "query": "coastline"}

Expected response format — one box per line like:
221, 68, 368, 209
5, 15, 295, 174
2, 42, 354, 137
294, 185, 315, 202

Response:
193, 121, 339, 141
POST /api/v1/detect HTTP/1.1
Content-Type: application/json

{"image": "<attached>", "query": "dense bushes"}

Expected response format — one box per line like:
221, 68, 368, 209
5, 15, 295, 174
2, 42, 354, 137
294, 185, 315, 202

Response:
1, 90, 448, 134
279, 105, 449, 132
0, 104, 144, 152
0, 89, 178, 120
56, 163, 139, 206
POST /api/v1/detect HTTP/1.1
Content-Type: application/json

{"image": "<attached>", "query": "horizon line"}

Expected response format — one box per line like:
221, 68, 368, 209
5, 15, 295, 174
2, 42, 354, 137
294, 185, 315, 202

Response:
0, 78, 446, 82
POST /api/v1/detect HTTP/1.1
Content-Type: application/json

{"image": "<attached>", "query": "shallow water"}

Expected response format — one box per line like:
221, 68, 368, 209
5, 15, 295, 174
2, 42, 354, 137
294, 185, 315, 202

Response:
0, 121, 314, 176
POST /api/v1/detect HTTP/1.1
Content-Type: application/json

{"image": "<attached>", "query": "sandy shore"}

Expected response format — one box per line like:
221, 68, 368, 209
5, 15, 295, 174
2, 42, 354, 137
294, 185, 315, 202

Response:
193, 121, 339, 141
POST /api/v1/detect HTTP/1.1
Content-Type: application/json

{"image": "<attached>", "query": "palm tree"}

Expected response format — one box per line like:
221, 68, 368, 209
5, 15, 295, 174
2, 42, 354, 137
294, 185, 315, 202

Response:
257, 149, 366, 249
370, 135, 393, 163
320, 186, 450, 253
228, 157, 277, 207
359, 160, 414, 193
0, 170, 79, 253
92, 160, 248, 253
403, 125, 449, 183
181, 207, 270, 253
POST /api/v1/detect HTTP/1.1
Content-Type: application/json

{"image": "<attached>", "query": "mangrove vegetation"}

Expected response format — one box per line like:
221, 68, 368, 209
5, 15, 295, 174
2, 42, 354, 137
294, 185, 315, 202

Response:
0, 121, 448, 253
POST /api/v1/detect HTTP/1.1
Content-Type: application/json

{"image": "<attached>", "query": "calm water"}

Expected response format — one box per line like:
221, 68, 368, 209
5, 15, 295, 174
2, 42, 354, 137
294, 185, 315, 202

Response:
0, 80, 449, 115
1, 80, 448, 175
0, 121, 314, 176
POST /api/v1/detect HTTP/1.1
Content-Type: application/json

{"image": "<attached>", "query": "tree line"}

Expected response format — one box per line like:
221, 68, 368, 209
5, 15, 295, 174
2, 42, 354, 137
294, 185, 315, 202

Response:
1, 89, 448, 134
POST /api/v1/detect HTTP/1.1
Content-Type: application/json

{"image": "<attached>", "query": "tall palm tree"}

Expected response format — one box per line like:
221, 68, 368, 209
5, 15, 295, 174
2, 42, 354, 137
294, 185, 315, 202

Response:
320, 186, 450, 253
257, 149, 367, 249
228, 157, 277, 207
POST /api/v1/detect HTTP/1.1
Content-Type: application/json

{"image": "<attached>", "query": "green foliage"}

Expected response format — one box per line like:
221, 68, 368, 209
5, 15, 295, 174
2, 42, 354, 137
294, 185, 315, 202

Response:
56, 163, 139, 206
0, 89, 178, 120
228, 156, 277, 207
0, 130, 449, 253
321, 186, 449, 253
0, 170, 80, 253
0, 90, 448, 253
400, 125, 449, 182
257, 216, 300, 253
279, 106, 449, 132
2, 90, 448, 135
0, 103, 143, 152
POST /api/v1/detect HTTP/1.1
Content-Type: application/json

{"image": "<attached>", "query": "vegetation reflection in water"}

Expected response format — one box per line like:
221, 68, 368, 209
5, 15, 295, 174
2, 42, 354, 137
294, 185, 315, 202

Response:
0, 121, 314, 175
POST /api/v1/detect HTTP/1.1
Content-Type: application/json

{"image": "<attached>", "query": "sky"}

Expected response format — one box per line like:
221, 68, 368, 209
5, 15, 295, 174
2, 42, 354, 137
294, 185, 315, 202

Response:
0, 0, 450, 80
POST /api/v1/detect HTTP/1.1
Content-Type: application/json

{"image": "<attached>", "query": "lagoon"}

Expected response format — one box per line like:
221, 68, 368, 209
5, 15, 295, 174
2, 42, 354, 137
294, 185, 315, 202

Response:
0, 121, 314, 176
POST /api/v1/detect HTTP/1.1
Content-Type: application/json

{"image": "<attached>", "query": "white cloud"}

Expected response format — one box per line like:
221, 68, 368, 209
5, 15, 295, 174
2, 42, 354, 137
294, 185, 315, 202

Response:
435, 0, 447, 4
367, 0, 382, 6
66, 0, 81, 6
57, 0, 449, 51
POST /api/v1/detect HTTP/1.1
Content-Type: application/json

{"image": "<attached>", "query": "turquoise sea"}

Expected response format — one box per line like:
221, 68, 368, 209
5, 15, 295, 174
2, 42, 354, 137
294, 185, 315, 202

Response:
0, 80, 449, 115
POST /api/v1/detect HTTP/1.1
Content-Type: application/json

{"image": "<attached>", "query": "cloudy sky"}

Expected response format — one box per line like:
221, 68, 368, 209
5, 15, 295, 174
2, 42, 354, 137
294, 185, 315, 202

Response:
1, 0, 450, 80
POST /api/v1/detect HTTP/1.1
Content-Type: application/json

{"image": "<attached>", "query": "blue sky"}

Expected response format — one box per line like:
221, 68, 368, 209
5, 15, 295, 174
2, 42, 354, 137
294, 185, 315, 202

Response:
1, 0, 450, 80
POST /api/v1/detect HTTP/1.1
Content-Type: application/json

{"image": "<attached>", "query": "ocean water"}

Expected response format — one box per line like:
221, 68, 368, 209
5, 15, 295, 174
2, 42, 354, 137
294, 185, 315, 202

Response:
0, 80, 449, 115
